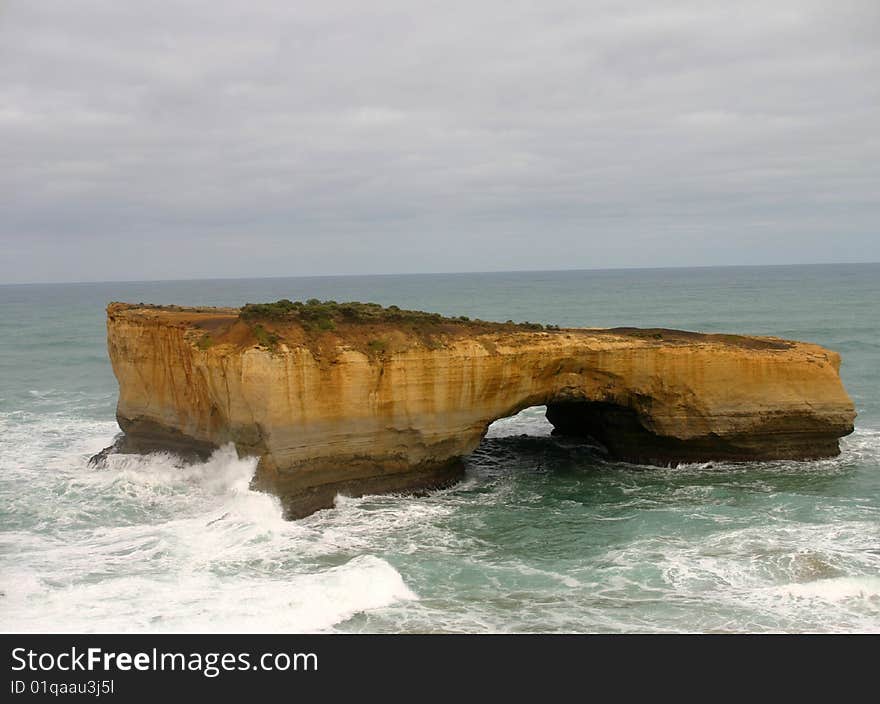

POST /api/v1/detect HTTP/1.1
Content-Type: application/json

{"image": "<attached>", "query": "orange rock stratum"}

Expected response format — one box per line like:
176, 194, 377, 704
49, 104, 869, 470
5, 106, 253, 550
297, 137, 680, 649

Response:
97, 302, 857, 518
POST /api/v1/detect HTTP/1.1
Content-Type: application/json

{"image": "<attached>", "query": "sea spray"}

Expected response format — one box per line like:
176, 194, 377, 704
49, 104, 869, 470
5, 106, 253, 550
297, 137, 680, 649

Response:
1, 437, 418, 633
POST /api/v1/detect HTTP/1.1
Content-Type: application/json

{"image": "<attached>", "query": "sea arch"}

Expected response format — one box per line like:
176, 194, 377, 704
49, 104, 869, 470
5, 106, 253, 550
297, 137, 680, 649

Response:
101, 304, 856, 518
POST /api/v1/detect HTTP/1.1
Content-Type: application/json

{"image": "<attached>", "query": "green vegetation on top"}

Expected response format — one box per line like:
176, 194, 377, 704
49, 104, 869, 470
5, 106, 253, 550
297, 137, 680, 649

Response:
239, 299, 560, 332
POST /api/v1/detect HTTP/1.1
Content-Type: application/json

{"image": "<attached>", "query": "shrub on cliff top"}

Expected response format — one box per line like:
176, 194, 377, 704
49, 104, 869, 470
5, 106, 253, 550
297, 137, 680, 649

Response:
239, 299, 557, 332
367, 338, 388, 355
252, 324, 281, 349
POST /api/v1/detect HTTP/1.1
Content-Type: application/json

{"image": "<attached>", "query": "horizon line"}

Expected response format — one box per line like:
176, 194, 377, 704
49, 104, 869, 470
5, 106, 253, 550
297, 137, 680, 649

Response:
2, 259, 879, 287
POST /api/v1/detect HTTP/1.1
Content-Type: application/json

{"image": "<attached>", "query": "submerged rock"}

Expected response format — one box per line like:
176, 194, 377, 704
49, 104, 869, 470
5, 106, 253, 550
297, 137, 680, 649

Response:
95, 301, 856, 518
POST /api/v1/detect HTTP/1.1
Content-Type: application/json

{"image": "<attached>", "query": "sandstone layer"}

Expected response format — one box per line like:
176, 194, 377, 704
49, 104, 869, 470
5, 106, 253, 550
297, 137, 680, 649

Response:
98, 302, 856, 518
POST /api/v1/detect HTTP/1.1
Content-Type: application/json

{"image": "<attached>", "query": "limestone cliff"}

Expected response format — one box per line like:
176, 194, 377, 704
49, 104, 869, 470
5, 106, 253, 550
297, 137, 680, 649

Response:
99, 301, 856, 518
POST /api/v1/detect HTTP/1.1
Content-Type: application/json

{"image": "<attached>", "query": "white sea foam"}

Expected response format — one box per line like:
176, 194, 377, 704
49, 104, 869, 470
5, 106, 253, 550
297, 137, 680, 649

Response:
1, 554, 416, 633
0, 561, 416, 634
0, 410, 419, 633
840, 426, 880, 463
776, 577, 880, 603
592, 518, 880, 632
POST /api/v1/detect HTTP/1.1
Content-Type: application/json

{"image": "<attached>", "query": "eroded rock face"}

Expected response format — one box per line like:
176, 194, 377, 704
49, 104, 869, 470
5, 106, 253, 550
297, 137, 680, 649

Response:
99, 303, 856, 518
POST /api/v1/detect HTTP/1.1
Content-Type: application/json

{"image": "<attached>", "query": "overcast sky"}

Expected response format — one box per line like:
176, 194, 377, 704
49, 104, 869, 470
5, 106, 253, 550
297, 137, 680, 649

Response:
1, 1, 878, 283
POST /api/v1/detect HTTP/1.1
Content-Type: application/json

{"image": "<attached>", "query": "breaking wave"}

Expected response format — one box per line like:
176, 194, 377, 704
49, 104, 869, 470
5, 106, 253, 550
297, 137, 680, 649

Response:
0, 408, 417, 633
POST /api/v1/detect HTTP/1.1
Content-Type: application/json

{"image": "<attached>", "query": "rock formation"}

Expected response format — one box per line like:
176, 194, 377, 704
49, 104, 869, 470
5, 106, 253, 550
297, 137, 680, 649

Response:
97, 301, 856, 518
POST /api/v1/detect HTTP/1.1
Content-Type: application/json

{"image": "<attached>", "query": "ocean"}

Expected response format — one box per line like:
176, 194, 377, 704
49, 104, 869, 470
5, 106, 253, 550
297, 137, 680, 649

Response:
1, 264, 878, 633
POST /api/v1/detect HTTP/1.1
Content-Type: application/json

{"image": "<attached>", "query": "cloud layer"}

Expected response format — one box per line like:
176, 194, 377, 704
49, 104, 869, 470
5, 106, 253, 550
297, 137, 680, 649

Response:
2, 0, 878, 282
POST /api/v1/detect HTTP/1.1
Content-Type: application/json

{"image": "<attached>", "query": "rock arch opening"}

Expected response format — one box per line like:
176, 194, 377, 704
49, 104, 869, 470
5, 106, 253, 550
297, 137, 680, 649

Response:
481, 390, 853, 468
484, 405, 553, 439
545, 399, 687, 465
482, 399, 663, 464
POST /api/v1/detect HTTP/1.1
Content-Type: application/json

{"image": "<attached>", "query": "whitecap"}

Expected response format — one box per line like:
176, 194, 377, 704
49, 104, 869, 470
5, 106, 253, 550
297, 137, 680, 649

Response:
776, 576, 880, 603
0, 555, 418, 633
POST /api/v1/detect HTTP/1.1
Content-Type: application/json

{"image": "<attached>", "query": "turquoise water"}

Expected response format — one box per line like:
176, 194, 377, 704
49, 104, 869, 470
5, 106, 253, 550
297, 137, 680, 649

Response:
1, 264, 878, 632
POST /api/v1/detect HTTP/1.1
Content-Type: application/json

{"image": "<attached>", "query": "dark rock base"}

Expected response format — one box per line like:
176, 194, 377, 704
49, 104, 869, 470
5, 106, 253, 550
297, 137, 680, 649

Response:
89, 416, 219, 466
269, 460, 466, 520
545, 401, 850, 464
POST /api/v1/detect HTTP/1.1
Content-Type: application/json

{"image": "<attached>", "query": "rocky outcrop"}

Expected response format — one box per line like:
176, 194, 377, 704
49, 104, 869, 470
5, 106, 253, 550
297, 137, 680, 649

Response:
98, 302, 856, 518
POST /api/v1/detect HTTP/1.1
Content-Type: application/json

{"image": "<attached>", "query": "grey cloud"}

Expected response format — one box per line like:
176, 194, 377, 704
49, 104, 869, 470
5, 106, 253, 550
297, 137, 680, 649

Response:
1, 0, 878, 282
